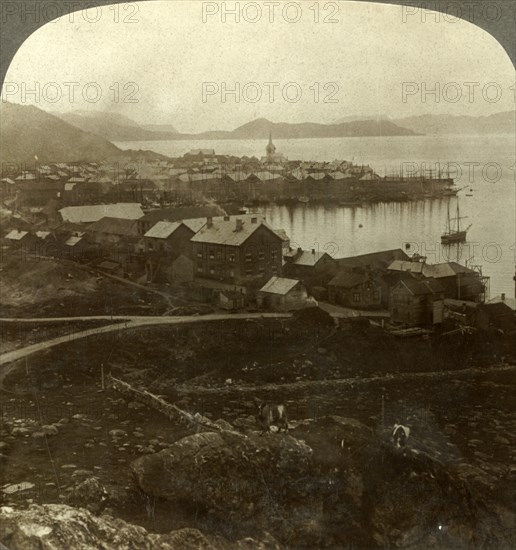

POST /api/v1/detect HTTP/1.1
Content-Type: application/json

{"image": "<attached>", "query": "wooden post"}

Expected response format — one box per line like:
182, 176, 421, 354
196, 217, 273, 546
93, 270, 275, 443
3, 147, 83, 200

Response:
381, 394, 385, 428
101, 363, 105, 390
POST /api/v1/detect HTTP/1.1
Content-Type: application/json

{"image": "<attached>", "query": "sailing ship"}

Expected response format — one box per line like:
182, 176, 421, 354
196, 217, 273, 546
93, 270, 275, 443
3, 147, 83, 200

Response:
441, 199, 471, 244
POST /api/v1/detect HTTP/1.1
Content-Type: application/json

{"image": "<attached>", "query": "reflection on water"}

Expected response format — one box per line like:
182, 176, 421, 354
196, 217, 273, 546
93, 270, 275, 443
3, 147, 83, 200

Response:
258, 194, 514, 297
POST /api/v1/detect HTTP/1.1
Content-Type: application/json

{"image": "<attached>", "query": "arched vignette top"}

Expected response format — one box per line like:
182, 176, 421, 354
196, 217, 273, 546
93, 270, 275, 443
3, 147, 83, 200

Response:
0, 0, 514, 90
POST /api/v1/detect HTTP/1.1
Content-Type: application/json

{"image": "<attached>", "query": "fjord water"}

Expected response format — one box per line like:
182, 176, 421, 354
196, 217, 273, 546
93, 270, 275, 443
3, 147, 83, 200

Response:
115, 135, 515, 297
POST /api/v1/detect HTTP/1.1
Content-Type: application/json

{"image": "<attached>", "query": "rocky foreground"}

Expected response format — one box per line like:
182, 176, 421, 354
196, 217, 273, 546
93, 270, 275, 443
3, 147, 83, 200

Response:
0, 503, 280, 549
2, 415, 513, 549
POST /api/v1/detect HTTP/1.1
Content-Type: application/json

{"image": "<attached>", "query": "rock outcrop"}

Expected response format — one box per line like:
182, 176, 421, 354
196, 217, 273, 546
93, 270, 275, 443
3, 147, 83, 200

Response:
131, 416, 515, 548
0, 504, 280, 549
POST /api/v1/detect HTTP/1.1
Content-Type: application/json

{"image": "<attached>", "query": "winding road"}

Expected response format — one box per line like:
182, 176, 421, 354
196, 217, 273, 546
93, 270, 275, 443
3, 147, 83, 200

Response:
0, 313, 291, 367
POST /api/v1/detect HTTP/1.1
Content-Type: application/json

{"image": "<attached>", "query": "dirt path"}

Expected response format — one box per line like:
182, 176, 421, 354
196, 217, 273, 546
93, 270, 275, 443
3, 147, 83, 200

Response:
0, 313, 291, 371
174, 363, 516, 396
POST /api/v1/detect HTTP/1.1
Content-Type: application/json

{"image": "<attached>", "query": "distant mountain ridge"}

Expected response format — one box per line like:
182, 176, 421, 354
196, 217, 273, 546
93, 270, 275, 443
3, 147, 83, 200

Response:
54, 111, 419, 141
335, 111, 515, 135
57, 111, 179, 141
0, 102, 121, 165
0, 103, 171, 165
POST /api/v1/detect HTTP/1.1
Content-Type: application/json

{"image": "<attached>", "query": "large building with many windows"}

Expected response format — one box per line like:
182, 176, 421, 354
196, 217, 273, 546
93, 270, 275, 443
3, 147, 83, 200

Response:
190, 215, 284, 284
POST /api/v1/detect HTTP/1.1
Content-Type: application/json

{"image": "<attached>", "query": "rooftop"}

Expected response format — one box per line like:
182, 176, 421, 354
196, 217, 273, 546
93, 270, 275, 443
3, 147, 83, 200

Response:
285, 249, 331, 267
259, 276, 301, 295
191, 215, 278, 247
489, 295, 516, 311
388, 260, 476, 278
59, 203, 144, 224
87, 217, 139, 237
337, 249, 409, 270
5, 229, 28, 240
397, 277, 444, 296
328, 270, 369, 288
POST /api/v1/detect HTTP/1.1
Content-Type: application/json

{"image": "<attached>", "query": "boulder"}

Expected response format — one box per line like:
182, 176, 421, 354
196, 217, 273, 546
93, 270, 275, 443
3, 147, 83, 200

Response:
65, 477, 109, 515
0, 504, 280, 549
131, 430, 313, 521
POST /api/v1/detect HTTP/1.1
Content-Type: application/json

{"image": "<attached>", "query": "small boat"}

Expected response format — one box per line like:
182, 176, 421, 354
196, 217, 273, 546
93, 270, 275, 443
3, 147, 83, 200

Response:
298, 196, 309, 204
441, 199, 471, 244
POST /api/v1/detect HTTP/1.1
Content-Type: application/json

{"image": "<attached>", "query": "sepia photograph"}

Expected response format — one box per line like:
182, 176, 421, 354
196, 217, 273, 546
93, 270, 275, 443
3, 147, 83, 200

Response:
0, 0, 515, 547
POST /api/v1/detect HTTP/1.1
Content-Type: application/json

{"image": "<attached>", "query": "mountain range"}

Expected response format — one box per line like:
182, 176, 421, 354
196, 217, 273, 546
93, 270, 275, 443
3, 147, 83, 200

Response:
56, 112, 418, 141
56, 111, 180, 141
335, 111, 516, 135
0, 103, 169, 165
2, 101, 513, 166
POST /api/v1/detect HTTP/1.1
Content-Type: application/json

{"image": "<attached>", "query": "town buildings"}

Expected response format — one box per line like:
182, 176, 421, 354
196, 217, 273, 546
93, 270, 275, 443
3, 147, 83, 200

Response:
190, 215, 284, 285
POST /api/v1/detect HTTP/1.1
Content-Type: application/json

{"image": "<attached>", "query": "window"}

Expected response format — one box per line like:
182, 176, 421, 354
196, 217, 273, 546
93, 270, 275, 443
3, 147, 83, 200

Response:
271, 248, 278, 260
258, 251, 265, 261
197, 252, 202, 258
210, 268, 215, 275
245, 269, 252, 276
229, 270, 235, 278
353, 293, 360, 303
229, 253, 235, 263
272, 265, 278, 273
197, 266, 203, 273
373, 290, 380, 301
245, 253, 252, 262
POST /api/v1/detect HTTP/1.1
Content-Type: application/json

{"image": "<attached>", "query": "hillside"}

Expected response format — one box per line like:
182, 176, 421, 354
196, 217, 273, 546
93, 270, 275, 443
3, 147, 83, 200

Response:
394, 111, 515, 135
52, 112, 418, 143
0, 102, 121, 164
227, 117, 417, 139
335, 111, 516, 135
58, 110, 178, 141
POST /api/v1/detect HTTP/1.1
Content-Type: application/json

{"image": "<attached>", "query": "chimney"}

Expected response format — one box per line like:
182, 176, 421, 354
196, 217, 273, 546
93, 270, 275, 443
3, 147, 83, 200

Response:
207, 216, 213, 228
223, 215, 230, 221
235, 218, 243, 231
251, 217, 257, 224
501, 293, 506, 301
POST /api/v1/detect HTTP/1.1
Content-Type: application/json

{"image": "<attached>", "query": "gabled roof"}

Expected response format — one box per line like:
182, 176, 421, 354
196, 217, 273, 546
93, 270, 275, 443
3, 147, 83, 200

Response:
139, 205, 225, 225
387, 260, 425, 274
396, 277, 444, 296
273, 228, 289, 242
285, 249, 332, 267
182, 218, 206, 233
259, 276, 301, 295
305, 172, 326, 181
328, 270, 369, 288
144, 217, 206, 239
5, 229, 28, 240
144, 220, 182, 239
59, 203, 144, 224
338, 249, 410, 271
388, 260, 476, 278
489, 296, 516, 311
480, 301, 515, 316
35, 231, 51, 240
191, 216, 280, 247
64, 234, 85, 247
87, 217, 139, 237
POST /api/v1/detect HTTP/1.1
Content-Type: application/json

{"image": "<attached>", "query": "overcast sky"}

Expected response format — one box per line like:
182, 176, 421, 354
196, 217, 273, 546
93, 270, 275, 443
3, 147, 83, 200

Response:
2, 1, 514, 132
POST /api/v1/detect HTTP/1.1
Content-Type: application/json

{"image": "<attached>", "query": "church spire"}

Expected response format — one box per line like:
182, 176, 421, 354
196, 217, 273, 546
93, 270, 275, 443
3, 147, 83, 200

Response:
266, 128, 276, 157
